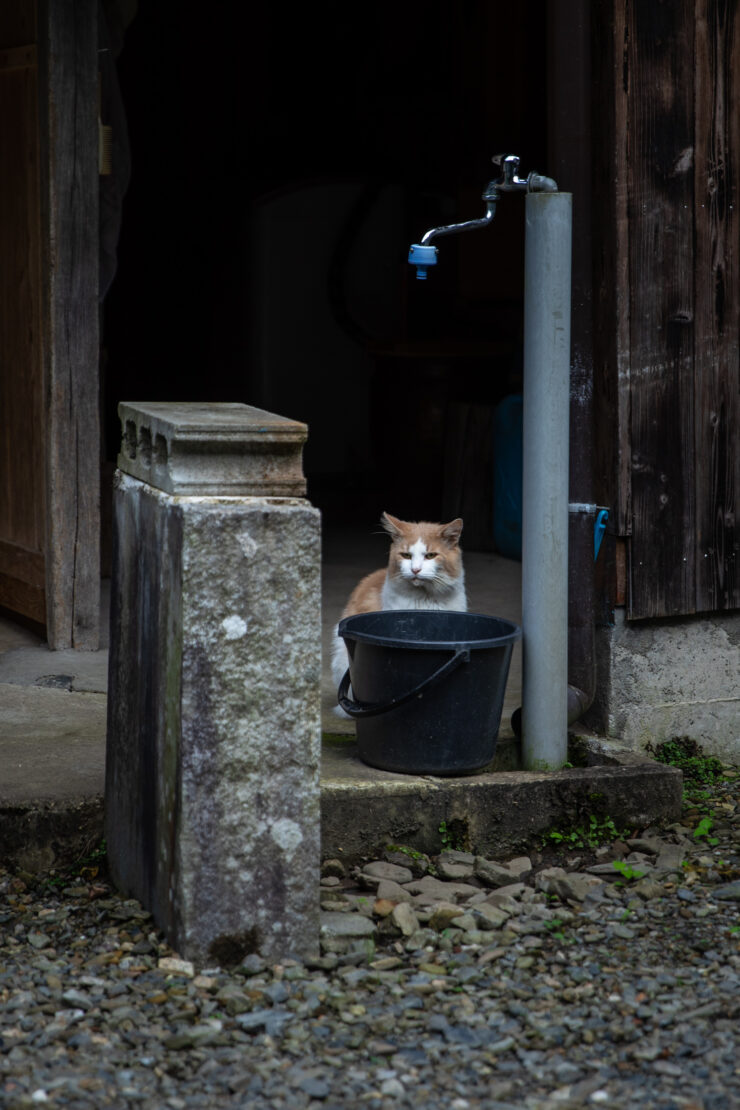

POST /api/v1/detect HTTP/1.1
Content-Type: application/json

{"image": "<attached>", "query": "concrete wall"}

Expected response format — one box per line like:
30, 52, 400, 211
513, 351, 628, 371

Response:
593, 609, 740, 762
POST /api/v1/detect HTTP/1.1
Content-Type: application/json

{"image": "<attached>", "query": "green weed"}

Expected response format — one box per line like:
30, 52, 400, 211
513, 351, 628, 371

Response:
648, 737, 724, 783
437, 820, 468, 853
612, 859, 646, 883
544, 919, 569, 943
386, 844, 427, 862
692, 816, 719, 846
41, 839, 108, 891
541, 814, 630, 851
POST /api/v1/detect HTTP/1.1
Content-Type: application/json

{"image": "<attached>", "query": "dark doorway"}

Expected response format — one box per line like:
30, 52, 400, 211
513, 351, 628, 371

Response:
103, 2, 548, 541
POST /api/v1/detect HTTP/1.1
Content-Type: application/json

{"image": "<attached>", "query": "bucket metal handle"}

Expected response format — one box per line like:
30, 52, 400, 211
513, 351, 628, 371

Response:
337, 647, 471, 718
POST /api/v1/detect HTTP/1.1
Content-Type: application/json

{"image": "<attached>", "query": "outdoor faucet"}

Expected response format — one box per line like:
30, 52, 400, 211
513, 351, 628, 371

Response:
408, 153, 559, 279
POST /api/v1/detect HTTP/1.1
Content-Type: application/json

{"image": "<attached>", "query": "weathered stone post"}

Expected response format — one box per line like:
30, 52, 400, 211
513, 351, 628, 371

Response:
105, 402, 321, 967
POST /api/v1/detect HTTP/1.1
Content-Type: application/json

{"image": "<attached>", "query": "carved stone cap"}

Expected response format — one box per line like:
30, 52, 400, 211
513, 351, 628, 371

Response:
117, 402, 308, 496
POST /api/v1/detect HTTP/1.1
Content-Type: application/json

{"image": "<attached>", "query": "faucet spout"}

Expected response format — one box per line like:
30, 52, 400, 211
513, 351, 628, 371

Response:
408, 191, 497, 279
419, 196, 497, 246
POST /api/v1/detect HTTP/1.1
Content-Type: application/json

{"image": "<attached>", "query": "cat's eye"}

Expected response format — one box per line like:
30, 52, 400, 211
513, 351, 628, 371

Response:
424, 552, 437, 559
400, 552, 412, 559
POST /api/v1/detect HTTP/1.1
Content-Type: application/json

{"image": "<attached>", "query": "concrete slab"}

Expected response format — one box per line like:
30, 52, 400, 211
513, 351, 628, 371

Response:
0, 647, 109, 693
0, 684, 106, 874
0, 684, 106, 802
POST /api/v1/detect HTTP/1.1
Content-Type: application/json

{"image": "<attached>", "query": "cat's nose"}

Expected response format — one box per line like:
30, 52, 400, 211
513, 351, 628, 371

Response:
412, 567, 421, 575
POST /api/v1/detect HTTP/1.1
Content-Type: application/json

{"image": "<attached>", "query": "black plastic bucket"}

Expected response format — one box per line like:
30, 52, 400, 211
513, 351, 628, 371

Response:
337, 610, 521, 776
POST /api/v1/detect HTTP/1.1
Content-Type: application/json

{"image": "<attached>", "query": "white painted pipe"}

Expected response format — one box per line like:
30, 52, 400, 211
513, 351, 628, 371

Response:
521, 192, 572, 770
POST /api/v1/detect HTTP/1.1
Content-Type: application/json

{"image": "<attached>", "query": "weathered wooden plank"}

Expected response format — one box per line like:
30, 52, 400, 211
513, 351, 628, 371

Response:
0, 540, 45, 587
613, 0, 632, 539
0, 37, 46, 624
693, 0, 739, 612
627, 0, 697, 619
592, 0, 632, 547
38, 0, 99, 648
0, 574, 45, 624
0, 541, 45, 623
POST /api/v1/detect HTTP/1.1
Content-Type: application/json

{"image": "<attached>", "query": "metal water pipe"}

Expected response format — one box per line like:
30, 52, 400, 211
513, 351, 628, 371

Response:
520, 191, 571, 769
408, 154, 572, 770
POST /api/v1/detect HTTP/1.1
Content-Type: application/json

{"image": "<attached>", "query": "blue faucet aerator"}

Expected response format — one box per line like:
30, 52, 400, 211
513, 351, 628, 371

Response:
408, 243, 438, 280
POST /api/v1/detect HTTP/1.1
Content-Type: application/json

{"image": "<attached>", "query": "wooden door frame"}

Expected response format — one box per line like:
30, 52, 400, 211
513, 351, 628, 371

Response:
38, 0, 99, 648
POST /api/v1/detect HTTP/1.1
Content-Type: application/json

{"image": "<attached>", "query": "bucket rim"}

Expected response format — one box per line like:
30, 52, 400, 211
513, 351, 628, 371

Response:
338, 609, 522, 651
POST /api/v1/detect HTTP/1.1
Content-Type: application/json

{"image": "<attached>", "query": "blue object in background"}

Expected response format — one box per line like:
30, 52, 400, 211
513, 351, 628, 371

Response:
493, 394, 523, 560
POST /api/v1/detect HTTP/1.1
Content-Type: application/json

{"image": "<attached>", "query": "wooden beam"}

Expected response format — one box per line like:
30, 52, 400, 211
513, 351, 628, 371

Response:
0, 9, 46, 625
626, 0, 697, 619
38, 0, 99, 648
693, 0, 740, 612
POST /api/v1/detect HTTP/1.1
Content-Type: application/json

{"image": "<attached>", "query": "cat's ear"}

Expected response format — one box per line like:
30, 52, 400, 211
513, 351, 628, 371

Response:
381, 512, 405, 538
440, 518, 463, 546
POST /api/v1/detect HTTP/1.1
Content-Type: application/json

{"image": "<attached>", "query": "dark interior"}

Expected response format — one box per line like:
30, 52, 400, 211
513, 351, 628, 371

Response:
102, 1, 548, 538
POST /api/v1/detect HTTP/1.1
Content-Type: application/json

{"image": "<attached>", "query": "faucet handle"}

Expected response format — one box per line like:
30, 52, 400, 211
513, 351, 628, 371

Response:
492, 153, 520, 170
492, 154, 524, 188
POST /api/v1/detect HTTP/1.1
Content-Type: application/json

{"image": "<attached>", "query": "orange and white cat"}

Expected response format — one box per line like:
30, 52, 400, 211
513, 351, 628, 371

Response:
330, 512, 467, 706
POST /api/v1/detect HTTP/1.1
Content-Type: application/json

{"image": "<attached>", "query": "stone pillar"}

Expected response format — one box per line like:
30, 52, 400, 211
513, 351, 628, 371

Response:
105, 403, 321, 967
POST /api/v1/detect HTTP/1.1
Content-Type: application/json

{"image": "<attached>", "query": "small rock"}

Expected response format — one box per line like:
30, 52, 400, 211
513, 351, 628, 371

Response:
391, 903, 419, 937
405, 875, 479, 902
359, 861, 413, 886
439, 849, 475, 865
713, 880, 740, 901
631, 877, 667, 901
436, 850, 475, 880
320, 911, 376, 938
474, 857, 518, 887
375, 879, 413, 903
536, 867, 605, 902
383, 849, 430, 876
298, 1076, 331, 1099
61, 989, 93, 1011
369, 955, 403, 971
482, 882, 527, 904
240, 953, 267, 976
215, 985, 252, 1015
505, 856, 533, 878
373, 898, 396, 917
164, 1022, 222, 1050
158, 957, 195, 978
429, 903, 465, 932
321, 858, 346, 878
653, 844, 687, 873
381, 1077, 405, 1098
470, 903, 509, 929
27, 931, 52, 950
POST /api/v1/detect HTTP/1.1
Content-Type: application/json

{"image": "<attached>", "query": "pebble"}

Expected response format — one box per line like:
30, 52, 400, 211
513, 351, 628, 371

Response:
0, 769, 738, 1109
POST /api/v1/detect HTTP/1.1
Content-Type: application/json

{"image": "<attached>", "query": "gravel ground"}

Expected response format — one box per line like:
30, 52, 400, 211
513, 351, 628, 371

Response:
1, 758, 739, 1110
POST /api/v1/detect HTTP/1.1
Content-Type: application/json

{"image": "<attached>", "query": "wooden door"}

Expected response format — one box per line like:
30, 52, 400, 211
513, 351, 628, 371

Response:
0, 0, 99, 648
594, 0, 739, 620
